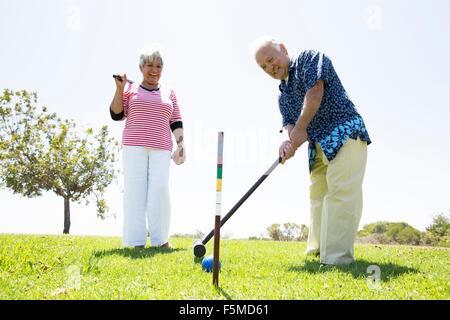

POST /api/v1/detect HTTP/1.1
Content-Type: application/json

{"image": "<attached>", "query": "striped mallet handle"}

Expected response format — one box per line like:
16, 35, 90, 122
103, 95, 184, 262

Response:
213, 132, 224, 287
215, 132, 224, 216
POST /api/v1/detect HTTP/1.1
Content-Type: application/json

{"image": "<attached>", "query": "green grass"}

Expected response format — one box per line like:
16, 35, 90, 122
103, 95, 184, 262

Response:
0, 234, 448, 300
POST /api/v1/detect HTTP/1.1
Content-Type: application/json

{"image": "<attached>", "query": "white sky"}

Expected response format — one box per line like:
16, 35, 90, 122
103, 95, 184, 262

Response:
0, 0, 449, 239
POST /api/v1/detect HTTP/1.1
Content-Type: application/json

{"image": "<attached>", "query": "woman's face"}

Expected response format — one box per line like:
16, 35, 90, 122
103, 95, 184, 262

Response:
140, 58, 163, 86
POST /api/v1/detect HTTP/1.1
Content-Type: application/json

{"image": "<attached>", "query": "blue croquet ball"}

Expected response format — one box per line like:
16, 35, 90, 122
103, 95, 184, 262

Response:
201, 255, 221, 272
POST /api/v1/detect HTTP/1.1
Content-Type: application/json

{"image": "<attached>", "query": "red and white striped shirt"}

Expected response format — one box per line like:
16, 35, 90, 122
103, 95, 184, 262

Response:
122, 83, 182, 151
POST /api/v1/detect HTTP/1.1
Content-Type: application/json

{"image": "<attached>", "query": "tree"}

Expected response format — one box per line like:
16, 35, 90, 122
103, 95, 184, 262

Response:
297, 224, 309, 241
193, 229, 205, 240
396, 226, 421, 245
266, 223, 308, 241
424, 212, 450, 247
267, 223, 283, 241
358, 221, 422, 245
386, 222, 409, 243
426, 213, 450, 238
438, 229, 450, 248
358, 221, 389, 237
0, 89, 120, 234
281, 222, 298, 241
0, 89, 57, 197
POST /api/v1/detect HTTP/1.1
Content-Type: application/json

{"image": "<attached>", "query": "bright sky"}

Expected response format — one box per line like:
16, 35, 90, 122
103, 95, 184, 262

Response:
0, 0, 449, 240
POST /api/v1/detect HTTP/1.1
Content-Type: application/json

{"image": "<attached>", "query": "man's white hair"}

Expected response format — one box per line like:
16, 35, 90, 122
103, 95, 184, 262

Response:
139, 44, 164, 67
250, 36, 281, 58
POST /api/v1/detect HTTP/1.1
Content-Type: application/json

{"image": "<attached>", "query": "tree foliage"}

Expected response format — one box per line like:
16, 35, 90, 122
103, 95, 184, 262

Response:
426, 213, 450, 238
0, 89, 120, 233
266, 222, 309, 241
358, 213, 450, 247
423, 212, 450, 247
358, 221, 422, 245
267, 223, 283, 241
0, 89, 57, 196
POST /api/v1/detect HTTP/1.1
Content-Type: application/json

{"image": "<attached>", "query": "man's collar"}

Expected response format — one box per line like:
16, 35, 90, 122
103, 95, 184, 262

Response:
283, 56, 294, 84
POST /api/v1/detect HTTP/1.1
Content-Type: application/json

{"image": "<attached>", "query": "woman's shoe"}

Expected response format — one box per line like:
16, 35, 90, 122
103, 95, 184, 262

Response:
160, 242, 172, 249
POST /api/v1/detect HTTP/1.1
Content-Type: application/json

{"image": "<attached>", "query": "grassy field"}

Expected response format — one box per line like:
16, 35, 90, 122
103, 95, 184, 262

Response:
0, 234, 448, 300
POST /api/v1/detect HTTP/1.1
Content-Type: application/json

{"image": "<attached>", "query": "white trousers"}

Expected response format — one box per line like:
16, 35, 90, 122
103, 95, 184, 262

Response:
122, 146, 171, 247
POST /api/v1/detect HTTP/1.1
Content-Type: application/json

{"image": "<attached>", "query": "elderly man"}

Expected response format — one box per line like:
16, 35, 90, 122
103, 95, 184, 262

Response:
254, 38, 371, 265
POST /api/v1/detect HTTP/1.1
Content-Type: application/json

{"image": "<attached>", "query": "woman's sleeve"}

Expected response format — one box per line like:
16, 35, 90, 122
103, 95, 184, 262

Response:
169, 90, 183, 131
110, 108, 124, 121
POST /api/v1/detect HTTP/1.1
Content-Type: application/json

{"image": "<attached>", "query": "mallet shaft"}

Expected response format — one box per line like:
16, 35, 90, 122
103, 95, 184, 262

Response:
202, 157, 281, 245
213, 215, 220, 287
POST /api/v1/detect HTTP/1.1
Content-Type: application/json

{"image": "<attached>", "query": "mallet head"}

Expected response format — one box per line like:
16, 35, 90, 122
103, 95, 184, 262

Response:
193, 239, 206, 258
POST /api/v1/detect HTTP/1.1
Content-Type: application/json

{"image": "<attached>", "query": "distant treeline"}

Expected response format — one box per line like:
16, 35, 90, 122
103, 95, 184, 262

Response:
356, 213, 450, 247
173, 212, 450, 248
258, 213, 450, 247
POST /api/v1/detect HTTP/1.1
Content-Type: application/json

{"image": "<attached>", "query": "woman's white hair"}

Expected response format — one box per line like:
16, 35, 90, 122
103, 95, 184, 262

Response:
250, 36, 281, 58
139, 44, 164, 67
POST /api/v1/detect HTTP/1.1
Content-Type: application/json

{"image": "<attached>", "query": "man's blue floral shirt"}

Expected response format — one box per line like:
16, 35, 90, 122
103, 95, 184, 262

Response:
278, 50, 371, 172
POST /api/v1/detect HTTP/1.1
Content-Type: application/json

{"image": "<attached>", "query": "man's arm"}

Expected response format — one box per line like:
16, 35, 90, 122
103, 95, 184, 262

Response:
290, 80, 324, 148
283, 124, 294, 137
281, 80, 324, 162
279, 124, 294, 164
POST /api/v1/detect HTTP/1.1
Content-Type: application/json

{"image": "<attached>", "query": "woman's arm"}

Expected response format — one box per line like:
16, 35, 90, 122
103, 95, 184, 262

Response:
172, 128, 185, 165
173, 128, 184, 148
110, 74, 127, 114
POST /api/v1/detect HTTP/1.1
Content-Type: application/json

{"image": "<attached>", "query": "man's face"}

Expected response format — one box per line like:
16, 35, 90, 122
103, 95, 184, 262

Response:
255, 43, 290, 80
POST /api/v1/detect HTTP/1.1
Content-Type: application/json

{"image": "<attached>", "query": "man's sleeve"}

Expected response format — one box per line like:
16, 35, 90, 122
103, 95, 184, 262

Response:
302, 51, 333, 92
278, 88, 297, 128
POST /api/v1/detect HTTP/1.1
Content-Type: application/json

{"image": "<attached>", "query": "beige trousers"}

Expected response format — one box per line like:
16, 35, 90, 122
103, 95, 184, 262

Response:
306, 138, 368, 265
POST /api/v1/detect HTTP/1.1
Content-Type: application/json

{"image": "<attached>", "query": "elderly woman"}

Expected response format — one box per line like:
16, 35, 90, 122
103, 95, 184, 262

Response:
253, 38, 371, 265
110, 45, 185, 248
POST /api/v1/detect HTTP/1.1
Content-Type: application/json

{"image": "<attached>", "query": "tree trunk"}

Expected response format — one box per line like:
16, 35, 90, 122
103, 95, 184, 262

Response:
63, 197, 71, 234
